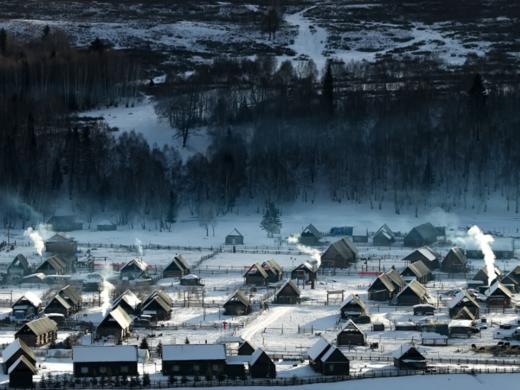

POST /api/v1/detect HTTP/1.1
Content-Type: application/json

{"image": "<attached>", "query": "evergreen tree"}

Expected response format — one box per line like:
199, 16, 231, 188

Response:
260, 202, 282, 237
165, 191, 178, 227
322, 61, 334, 116
0, 29, 7, 55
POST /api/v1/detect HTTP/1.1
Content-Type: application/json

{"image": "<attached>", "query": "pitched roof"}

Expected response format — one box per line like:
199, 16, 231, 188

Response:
249, 348, 270, 365
320, 345, 346, 363
224, 290, 250, 307
452, 306, 476, 321
46, 234, 73, 242
227, 228, 243, 237
386, 269, 405, 288
102, 306, 132, 329
73, 345, 138, 363
485, 281, 513, 299
37, 256, 66, 273
276, 279, 301, 297
13, 292, 42, 308
9, 254, 29, 272
46, 294, 71, 311
302, 224, 322, 239
375, 224, 395, 240
8, 355, 37, 375
445, 247, 467, 265
59, 285, 82, 306
327, 237, 359, 259
121, 258, 148, 273
369, 273, 396, 293
145, 290, 173, 307
263, 260, 283, 275
2, 339, 35, 363
391, 343, 425, 360
411, 223, 438, 241
244, 263, 269, 279
447, 289, 480, 309
293, 262, 318, 273
340, 294, 367, 312
402, 260, 431, 279
18, 317, 57, 336
397, 280, 428, 300
166, 255, 191, 272
141, 294, 171, 313
162, 344, 226, 361
113, 290, 141, 311
338, 319, 365, 335
307, 337, 330, 360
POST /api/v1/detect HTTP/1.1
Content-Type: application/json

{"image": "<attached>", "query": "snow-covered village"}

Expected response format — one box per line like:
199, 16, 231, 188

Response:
2, 0, 520, 389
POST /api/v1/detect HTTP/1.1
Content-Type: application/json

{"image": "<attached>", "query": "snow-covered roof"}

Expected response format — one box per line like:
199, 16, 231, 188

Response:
307, 337, 330, 360
8, 355, 37, 375
447, 289, 479, 309
113, 290, 141, 310
320, 345, 344, 362
181, 274, 200, 280
73, 345, 138, 363
448, 319, 473, 328
391, 343, 424, 359
417, 248, 436, 261
421, 332, 447, 339
249, 348, 268, 365
14, 292, 42, 308
162, 344, 226, 361
2, 339, 35, 363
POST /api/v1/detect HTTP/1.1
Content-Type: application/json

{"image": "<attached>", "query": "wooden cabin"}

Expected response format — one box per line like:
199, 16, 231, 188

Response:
299, 224, 322, 246
14, 317, 57, 347
44, 294, 73, 317
249, 348, 276, 378
180, 274, 203, 286
73, 345, 138, 377
119, 258, 148, 281
290, 262, 318, 286
485, 282, 513, 308
448, 290, 480, 319
140, 290, 172, 321
163, 255, 191, 278
2, 339, 36, 375
225, 229, 244, 245
274, 279, 301, 304
11, 293, 42, 320
403, 223, 438, 247
373, 224, 395, 246
238, 340, 255, 356
403, 246, 441, 270
58, 285, 82, 312
321, 237, 358, 268
223, 290, 251, 316
95, 306, 132, 342
449, 320, 478, 338
112, 290, 141, 316
502, 266, 520, 292
401, 260, 432, 284
45, 234, 77, 256
340, 294, 369, 322
307, 337, 350, 376
441, 247, 468, 273
6, 254, 30, 283
337, 320, 366, 346
392, 344, 426, 370
470, 266, 502, 290
351, 227, 369, 243
34, 256, 66, 276
162, 344, 227, 378
395, 280, 428, 306
368, 269, 404, 301
262, 260, 283, 283
8, 355, 37, 388
244, 263, 269, 286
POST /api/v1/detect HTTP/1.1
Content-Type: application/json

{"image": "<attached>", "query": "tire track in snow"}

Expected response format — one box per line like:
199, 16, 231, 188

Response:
240, 306, 293, 341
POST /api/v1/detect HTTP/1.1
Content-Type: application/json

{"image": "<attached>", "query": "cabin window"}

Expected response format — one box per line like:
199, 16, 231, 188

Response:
81, 367, 89, 374
193, 364, 200, 372
121, 366, 129, 373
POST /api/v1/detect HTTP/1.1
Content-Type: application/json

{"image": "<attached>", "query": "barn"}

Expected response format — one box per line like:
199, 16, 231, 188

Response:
392, 344, 427, 370
336, 320, 366, 346
162, 344, 227, 378
244, 263, 269, 286
403, 223, 438, 247
223, 290, 251, 316
373, 224, 395, 246
400, 260, 432, 284
14, 317, 57, 347
395, 280, 429, 306
299, 224, 322, 246
73, 345, 138, 377
321, 237, 358, 268
441, 247, 468, 273
403, 247, 441, 270
274, 279, 301, 304
163, 255, 191, 278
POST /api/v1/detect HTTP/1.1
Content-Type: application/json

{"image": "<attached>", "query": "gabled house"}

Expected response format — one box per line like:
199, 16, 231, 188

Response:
299, 224, 322, 246
140, 291, 172, 321
11, 293, 42, 320
485, 282, 513, 308
307, 338, 349, 376
249, 348, 276, 378
225, 229, 244, 245
244, 263, 269, 286
395, 280, 429, 306
502, 266, 520, 292
14, 317, 57, 347
373, 224, 395, 246
441, 247, 468, 273
162, 344, 227, 378
2, 339, 36, 375
392, 344, 426, 369
73, 345, 139, 377
163, 255, 191, 278
470, 266, 502, 289
290, 262, 318, 285
6, 254, 30, 282
448, 289, 480, 319
44, 294, 72, 317
95, 306, 132, 342
58, 285, 82, 312
340, 294, 369, 322
452, 306, 476, 321
223, 290, 251, 316
404, 223, 438, 247
180, 274, 203, 286
321, 237, 358, 268
401, 260, 432, 284
403, 246, 441, 270
351, 227, 369, 243
8, 355, 37, 388
368, 270, 404, 301
238, 340, 255, 356
262, 260, 283, 283
274, 279, 301, 304
34, 256, 66, 276
112, 290, 141, 315
120, 258, 148, 281
449, 319, 478, 338
337, 320, 366, 346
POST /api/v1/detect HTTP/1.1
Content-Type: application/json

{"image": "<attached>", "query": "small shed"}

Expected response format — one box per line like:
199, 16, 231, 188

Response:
73, 345, 138, 377
96, 221, 117, 231
249, 348, 276, 378
321, 237, 358, 268
351, 227, 369, 243
274, 279, 301, 304
441, 247, 468, 273
14, 317, 57, 347
401, 260, 432, 284
373, 224, 395, 246
403, 246, 442, 270
448, 320, 478, 338
225, 229, 244, 245
120, 258, 148, 281
336, 320, 366, 346
421, 332, 448, 346
95, 306, 132, 342
180, 274, 203, 286
392, 344, 426, 370
223, 290, 251, 316
162, 344, 227, 378
403, 223, 438, 247
8, 355, 37, 388
413, 304, 435, 316
340, 294, 369, 322
163, 255, 191, 278
395, 280, 428, 306
299, 224, 322, 246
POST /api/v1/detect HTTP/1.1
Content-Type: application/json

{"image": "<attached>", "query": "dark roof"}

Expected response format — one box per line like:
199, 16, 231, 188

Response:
302, 224, 322, 239
226, 228, 243, 237
144, 290, 173, 307
374, 224, 395, 241
485, 282, 513, 299
8, 355, 37, 375
244, 263, 269, 279
121, 258, 148, 273
59, 285, 82, 306
447, 289, 480, 310
404, 247, 441, 263
340, 294, 367, 312
46, 294, 71, 311
141, 294, 171, 313
166, 255, 190, 272
46, 234, 74, 243
36, 256, 66, 273
8, 254, 29, 272
325, 237, 358, 260
224, 290, 250, 307
411, 223, 438, 241
17, 317, 57, 337
452, 306, 476, 321
292, 262, 318, 274
445, 247, 467, 265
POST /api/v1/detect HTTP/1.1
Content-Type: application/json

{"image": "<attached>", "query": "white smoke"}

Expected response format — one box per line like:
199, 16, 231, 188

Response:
467, 225, 496, 286
135, 238, 144, 256
24, 225, 53, 256
288, 234, 322, 268
100, 278, 115, 317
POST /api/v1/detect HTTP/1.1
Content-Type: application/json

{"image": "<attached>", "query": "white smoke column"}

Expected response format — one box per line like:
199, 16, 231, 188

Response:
100, 261, 115, 316
468, 225, 496, 286
135, 238, 144, 256
288, 234, 321, 268
24, 227, 45, 256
